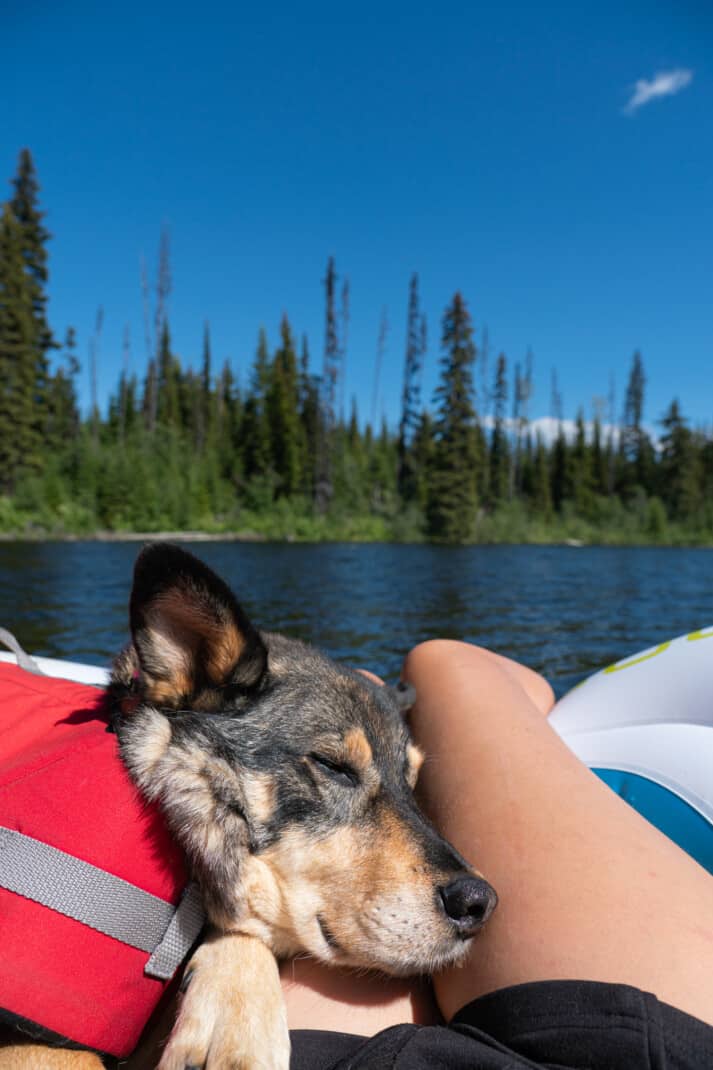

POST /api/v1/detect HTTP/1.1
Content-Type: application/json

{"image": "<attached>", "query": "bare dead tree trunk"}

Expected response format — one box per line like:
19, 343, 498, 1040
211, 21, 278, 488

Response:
371, 307, 389, 430
339, 277, 350, 425
89, 306, 103, 446
119, 323, 131, 445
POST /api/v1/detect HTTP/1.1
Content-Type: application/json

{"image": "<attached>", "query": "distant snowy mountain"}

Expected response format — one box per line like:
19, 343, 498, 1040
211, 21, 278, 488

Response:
485, 415, 659, 449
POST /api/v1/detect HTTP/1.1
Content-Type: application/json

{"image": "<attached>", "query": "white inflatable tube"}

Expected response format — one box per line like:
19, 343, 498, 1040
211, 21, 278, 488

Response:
551, 627, 713, 872
0, 651, 109, 687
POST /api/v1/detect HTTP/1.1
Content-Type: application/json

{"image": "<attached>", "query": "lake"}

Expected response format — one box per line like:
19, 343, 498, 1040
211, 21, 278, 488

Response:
0, 541, 711, 697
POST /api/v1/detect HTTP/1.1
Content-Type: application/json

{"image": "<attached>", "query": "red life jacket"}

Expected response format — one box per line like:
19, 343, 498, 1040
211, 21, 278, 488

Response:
0, 661, 204, 1059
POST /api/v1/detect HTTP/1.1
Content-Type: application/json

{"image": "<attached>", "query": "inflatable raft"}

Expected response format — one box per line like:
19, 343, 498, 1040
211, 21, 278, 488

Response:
550, 627, 713, 874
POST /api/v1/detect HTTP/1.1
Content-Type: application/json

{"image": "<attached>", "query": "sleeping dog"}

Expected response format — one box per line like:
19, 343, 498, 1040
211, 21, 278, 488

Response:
5, 544, 497, 1069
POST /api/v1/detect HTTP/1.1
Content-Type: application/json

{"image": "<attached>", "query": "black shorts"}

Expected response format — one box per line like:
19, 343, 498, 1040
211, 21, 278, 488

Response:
290, 980, 713, 1069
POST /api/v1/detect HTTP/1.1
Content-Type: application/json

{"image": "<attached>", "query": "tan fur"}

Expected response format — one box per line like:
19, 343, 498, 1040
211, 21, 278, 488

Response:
142, 589, 245, 702
228, 811, 462, 974
406, 743, 425, 787
0, 1042, 103, 1069
242, 770, 276, 824
157, 932, 288, 1070
133, 707, 172, 774
343, 727, 373, 771
205, 624, 243, 685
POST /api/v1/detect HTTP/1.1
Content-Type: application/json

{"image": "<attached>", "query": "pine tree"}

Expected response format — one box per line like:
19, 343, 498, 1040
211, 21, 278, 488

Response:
489, 353, 509, 504
659, 400, 700, 521
216, 359, 239, 478
46, 325, 80, 455
9, 148, 55, 366
532, 432, 552, 518
621, 351, 654, 495
591, 414, 608, 496
398, 273, 426, 503
426, 293, 478, 541
241, 328, 272, 482
298, 334, 321, 499
572, 409, 594, 514
368, 416, 398, 514
143, 359, 158, 432
316, 257, 339, 511
156, 320, 180, 428
268, 315, 303, 496
519, 429, 535, 503
117, 324, 131, 445
551, 422, 574, 512
198, 321, 213, 451
0, 203, 42, 488
411, 410, 434, 513
473, 417, 489, 506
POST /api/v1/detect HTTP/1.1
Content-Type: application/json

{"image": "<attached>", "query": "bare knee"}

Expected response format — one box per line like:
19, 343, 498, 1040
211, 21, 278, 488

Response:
403, 639, 554, 717
519, 668, 555, 715
403, 639, 493, 680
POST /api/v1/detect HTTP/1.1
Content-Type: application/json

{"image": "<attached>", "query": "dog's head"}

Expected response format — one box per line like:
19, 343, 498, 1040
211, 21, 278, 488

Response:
114, 543, 496, 975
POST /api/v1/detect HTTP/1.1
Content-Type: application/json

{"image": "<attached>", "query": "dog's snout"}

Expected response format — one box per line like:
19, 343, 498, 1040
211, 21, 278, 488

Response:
439, 876, 497, 935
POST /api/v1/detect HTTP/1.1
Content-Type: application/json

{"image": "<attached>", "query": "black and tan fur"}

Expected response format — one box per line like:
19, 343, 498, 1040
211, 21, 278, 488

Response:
3, 544, 497, 1070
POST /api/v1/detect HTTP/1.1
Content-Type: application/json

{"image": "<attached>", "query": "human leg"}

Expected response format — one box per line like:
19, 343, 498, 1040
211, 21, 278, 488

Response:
403, 640, 713, 1025
463, 645, 555, 715
279, 960, 438, 1033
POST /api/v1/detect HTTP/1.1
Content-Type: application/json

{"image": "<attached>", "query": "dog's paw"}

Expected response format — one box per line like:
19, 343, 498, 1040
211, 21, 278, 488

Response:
158, 936, 290, 1070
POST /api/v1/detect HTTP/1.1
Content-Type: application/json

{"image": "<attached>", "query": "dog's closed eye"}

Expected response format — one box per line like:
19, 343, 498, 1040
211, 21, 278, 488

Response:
307, 753, 359, 788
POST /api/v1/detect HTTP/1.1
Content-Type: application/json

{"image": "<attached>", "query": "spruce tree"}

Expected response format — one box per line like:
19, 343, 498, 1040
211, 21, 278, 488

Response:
143, 359, 158, 433
411, 410, 434, 513
426, 293, 478, 541
241, 328, 272, 482
591, 415, 608, 496
9, 148, 55, 365
572, 409, 594, 514
298, 334, 321, 499
397, 273, 426, 503
0, 203, 42, 488
198, 321, 213, 451
659, 400, 700, 521
621, 351, 654, 495
156, 320, 180, 428
316, 257, 339, 511
551, 422, 573, 512
532, 433, 552, 518
489, 353, 509, 504
268, 315, 303, 496
46, 325, 80, 455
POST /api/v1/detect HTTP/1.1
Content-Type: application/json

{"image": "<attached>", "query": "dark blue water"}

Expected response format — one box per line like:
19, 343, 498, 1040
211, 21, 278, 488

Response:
0, 541, 711, 696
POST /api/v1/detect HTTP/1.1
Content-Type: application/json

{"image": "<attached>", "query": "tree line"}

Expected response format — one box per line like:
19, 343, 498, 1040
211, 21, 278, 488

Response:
1, 149, 711, 543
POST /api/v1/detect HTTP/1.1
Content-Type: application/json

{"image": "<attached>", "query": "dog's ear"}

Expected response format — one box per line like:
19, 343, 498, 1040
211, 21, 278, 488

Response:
129, 543, 267, 707
394, 681, 416, 713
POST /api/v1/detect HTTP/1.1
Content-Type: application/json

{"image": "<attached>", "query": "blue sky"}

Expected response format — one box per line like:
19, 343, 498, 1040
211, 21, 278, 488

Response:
4, 1, 712, 430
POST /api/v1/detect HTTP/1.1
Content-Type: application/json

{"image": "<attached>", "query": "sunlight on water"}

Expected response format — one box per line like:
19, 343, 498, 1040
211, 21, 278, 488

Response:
1, 542, 711, 697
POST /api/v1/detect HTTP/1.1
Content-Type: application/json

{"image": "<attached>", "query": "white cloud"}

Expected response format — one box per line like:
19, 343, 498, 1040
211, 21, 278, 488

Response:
624, 68, 693, 114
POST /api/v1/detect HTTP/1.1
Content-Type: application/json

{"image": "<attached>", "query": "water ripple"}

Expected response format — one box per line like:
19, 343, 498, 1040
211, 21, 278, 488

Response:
1, 542, 710, 697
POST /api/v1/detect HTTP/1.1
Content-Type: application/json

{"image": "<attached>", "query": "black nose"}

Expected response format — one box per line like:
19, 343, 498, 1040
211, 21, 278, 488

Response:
439, 876, 497, 935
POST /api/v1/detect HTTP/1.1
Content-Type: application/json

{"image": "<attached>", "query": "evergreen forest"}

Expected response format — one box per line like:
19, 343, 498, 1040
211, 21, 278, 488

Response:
1, 149, 712, 545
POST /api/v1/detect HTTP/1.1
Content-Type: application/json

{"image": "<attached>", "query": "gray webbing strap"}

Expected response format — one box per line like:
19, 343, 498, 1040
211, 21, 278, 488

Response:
0, 827, 205, 979
0, 628, 44, 675
145, 882, 205, 979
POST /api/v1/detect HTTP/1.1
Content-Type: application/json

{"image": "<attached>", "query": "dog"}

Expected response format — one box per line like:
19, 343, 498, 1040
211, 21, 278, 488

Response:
3, 543, 497, 1069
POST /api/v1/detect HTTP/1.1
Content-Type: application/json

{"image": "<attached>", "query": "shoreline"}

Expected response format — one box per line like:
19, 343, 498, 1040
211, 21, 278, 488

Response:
0, 530, 270, 543
0, 530, 712, 549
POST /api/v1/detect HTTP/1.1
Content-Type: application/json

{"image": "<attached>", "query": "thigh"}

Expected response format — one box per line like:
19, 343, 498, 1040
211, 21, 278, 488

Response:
402, 640, 713, 1026
279, 960, 438, 1034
